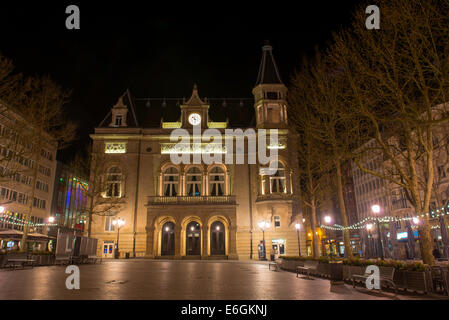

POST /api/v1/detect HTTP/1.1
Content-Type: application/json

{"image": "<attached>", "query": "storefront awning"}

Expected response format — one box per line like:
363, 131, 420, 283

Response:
0, 230, 55, 240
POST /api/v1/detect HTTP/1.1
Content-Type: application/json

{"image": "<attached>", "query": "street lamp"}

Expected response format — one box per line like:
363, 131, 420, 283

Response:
48, 216, 55, 223
258, 221, 270, 261
366, 223, 373, 258
112, 217, 125, 259
323, 215, 332, 256
371, 204, 384, 259
295, 223, 301, 256
0, 206, 5, 214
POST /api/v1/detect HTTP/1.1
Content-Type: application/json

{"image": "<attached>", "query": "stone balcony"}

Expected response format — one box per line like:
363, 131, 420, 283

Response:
255, 193, 296, 203
147, 195, 236, 206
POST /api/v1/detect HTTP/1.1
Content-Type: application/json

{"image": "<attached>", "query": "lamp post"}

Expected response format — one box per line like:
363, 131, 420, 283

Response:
258, 221, 270, 260
366, 223, 373, 258
323, 215, 332, 256
112, 217, 125, 259
295, 223, 301, 256
371, 204, 384, 259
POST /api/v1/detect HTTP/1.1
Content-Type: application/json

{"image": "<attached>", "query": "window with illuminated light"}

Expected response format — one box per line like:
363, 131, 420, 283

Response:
105, 216, 116, 232
186, 166, 202, 196
105, 142, 127, 154
209, 166, 225, 196
269, 162, 286, 194
163, 167, 179, 196
105, 166, 122, 198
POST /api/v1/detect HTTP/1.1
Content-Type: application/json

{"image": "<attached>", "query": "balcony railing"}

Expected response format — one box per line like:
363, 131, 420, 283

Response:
392, 199, 409, 210
148, 195, 236, 205
255, 193, 295, 202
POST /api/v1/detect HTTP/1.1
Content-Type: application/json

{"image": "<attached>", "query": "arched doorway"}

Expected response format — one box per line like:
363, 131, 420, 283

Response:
161, 222, 175, 256
186, 221, 201, 255
210, 221, 225, 255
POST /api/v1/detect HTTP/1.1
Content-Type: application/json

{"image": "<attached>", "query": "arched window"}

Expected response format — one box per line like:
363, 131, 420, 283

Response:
186, 167, 202, 196
161, 222, 175, 256
269, 162, 286, 194
106, 166, 122, 197
210, 221, 225, 255
209, 166, 225, 196
163, 167, 179, 196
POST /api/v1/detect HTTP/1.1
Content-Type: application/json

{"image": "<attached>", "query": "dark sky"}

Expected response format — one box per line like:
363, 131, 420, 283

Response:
0, 1, 364, 162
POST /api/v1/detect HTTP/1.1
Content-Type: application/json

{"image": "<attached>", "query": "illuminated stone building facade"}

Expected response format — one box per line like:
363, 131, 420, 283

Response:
89, 44, 305, 259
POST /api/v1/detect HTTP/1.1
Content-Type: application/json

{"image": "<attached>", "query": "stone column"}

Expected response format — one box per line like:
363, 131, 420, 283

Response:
158, 173, 163, 196
145, 225, 156, 259
228, 225, 238, 260
203, 173, 207, 196
202, 224, 209, 258
174, 223, 182, 259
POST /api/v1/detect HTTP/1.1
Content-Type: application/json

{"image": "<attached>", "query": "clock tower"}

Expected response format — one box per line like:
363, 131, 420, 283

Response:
252, 42, 288, 129
180, 84, 210, 129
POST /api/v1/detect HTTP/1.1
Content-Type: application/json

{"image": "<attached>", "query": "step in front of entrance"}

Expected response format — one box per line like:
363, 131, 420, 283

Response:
155, 255, 229, 260
201, 255, 228, 260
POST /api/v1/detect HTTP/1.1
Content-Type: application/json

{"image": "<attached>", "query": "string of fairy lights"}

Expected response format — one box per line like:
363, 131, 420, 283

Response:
0, 211, 57, 228
320, 205, 449, 231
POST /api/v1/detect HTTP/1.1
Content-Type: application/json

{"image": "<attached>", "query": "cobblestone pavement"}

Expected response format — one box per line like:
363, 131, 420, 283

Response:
0, 259, 446, 300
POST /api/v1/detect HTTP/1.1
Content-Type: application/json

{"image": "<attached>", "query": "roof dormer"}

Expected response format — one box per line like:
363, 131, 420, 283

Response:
109, 96, 129, 127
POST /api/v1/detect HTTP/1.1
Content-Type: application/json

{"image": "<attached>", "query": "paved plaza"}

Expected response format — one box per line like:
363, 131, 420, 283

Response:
0, 260, 445, 300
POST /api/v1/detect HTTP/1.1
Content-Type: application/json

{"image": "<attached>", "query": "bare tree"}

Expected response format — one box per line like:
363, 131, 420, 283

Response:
0, 53, 22, 106
0, 53, 33, 186
289, 54, 358, 259
71, 145, 124, 237
15, 75, 77, 251
331, 0, 449, 265
289, 62, 334, 257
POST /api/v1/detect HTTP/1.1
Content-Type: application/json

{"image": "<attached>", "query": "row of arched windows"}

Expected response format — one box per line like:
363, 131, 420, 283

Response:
161, 165, 227, 197
104, 160, 290, 199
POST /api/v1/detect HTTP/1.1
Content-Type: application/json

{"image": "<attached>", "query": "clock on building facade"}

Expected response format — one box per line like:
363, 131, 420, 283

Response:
188, 113, 201, 126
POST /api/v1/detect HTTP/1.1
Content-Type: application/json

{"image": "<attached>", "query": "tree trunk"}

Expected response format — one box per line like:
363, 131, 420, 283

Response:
310, 201, 320, 257
418, 219, 435, 266
335, 158, 353, 259
20, 142, 40, 252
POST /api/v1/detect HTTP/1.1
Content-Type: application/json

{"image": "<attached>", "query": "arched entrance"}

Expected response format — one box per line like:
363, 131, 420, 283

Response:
186, 221, 201, 255
161, 222, 175, 256
210, 221, 225, 255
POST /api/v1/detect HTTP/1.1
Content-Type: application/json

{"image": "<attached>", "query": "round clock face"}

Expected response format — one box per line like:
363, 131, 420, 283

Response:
188, 113, 201, 126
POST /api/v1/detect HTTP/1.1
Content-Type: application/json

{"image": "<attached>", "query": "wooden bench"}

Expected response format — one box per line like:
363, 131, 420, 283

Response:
352, 266, 397, 294
6, 258, 36, 270
55, 255, 71, 266
269, 259, 282, 271
87, 255, 100, 264
296, 260, 319, 279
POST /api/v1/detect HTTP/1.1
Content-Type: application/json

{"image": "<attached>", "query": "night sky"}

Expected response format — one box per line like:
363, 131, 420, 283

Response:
0, 1, 363, 162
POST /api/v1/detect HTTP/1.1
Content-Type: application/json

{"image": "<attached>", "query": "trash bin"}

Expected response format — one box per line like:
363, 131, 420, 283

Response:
329, 261, 344, 285
125, 252, 130, 259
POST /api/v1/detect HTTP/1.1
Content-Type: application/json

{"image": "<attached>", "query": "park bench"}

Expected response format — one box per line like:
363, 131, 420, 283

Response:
87, 255, 100, 264
5, 253, 35, 270
352, 266, 397, 294
55, 255, 71, 266
296, 260, 319, 279
268, 259, 282, 271
431, 266, 448, 295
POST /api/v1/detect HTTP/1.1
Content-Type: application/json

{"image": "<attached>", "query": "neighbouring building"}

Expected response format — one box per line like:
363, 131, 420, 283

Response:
48, 161, 89, 237
88, 43, 305, 259
351, 108, 449, 260
0, 103, 57, 251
